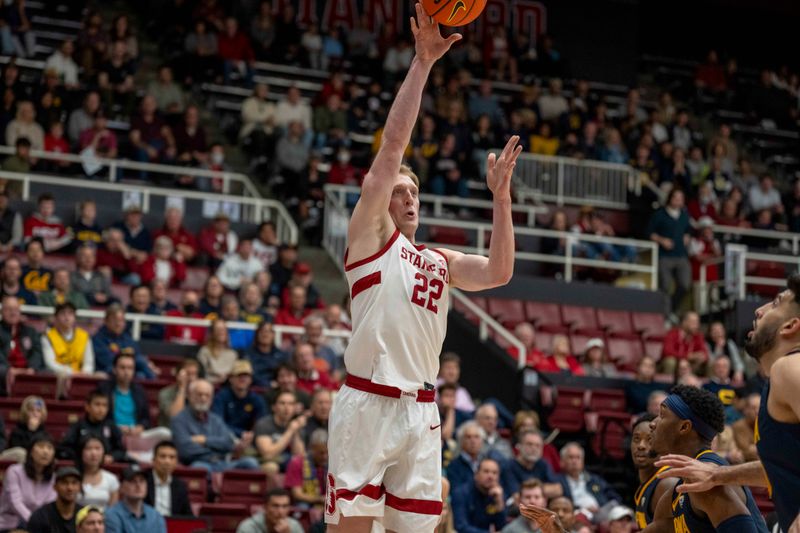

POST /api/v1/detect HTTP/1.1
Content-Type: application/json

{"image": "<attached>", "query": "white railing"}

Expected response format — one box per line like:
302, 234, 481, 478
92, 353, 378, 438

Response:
512, 152, 637, 209
713, 224, 800, 255
695, 256, 726, 314
0, 145, 261, 198
322, 185, 659, 289
325, 184, 548, 227
0, 170, 298, 246
14, 304, 351, 347
722, 245, 799, 301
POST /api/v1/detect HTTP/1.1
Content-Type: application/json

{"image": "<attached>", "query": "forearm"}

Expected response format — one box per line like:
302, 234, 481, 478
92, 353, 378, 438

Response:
486, 197, 515, 285
712, 461, 769, 488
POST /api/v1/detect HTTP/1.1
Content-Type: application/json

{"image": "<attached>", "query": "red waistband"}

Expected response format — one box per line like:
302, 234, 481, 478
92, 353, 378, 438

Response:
345, 374, 435, 402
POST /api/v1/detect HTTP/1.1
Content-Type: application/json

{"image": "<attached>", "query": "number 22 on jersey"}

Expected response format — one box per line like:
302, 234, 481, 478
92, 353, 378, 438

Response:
411, 273, 444, 313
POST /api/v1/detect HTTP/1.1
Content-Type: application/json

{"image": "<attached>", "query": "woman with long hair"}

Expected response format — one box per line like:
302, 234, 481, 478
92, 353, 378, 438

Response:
197, 318, 238, 384
242, 321, 288, 387
77, 436, 119, 510
0, 434, 57, 529
199, 275, 225, 317
2, 396, 49, 461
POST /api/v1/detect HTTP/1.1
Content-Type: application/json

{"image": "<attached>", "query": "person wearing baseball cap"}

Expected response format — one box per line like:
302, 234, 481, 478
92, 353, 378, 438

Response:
605, 505, 634, 533
581, 337, 618, 378
104, 465, 166, 533
211, 359, 266, 441
76, 505, 104, 532
26, 466, 82, 533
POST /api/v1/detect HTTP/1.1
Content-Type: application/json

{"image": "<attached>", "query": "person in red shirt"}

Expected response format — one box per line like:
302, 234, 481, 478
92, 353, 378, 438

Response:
198, 212, 238, 269
96, 227, 141, 285
165, 290, 206, 345
153, 206, 198, 263
43, 122, 71, 172
274, 286, 314, 327
660, 311, 709, 375
218, 17, 254, 87
23, 193, 72, 252
284, 427, 328, 506
535, 334, 585, 375
507, 322, 545, 368
138, 235, 187, 288
293, 342, 336, 394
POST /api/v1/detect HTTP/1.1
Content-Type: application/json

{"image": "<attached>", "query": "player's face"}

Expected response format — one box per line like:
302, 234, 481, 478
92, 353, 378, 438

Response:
650, 403, 681, 456
631, 422, 656, 469
519, 487, 546, 508
388, 175, 419, 237
745, 289, 797, 362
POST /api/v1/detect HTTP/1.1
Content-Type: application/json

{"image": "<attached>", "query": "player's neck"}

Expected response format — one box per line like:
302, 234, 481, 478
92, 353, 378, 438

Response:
672, 439, 706, 459
762, 341, 800, 376
638, 465, 657, 483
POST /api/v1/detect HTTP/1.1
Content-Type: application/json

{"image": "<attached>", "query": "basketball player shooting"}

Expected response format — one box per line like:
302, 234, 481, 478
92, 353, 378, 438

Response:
324, 4, 521, 533
656, 274, 800, 533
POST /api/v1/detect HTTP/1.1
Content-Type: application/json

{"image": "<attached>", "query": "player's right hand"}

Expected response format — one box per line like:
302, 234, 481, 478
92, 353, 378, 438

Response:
410, 3, 462, 64
519, 504, 567, 533
655, 454, 717, 493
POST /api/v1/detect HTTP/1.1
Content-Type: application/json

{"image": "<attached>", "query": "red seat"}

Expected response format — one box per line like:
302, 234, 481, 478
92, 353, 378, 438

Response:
597, 309, 636, 336
149, 355, 184, 378
525, 302, 565, 331
632, 312, 667, 340
174, 466, 209, 504
65, 375, 105, 400
535, 329, 558, 354
748, 262, 785, 298
216, 470, 270, 505
545, 386, 587, 433
197, 503, 250, 533
561, 305, 600, 332
644, 339, 663, 361
8, 374, 58, 399
590, 411, 633, 461
46, 401, 85, 441
588, 389, 627, 412
428, 226, 469, 246
569, 333, 602, 357
452, 296, 486, 326
607, 337, 644, 372
165, 516, 210, 533
487, 298, 526, 329
134, 378, 172, 398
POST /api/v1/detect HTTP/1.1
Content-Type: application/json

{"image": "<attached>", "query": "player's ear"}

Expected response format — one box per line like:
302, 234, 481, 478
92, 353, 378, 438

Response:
680, 420, 692, 436
779, 316, 800, 337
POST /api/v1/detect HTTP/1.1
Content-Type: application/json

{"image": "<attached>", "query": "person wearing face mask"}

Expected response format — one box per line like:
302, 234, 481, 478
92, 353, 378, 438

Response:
164, 291, 206, 345
202, 143, 229, 192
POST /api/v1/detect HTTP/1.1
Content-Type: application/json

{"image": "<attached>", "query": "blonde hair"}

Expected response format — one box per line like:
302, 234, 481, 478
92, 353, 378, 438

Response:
20, 396, 48, 424
399, 164, 420, 188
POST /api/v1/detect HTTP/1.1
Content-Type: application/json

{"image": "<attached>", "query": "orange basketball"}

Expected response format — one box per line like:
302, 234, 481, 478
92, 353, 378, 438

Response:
420, 0, 487, 27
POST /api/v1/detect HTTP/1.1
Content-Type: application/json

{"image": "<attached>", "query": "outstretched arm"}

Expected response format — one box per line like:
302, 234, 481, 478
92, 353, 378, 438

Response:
348, 4, 461, 255
655, 455, 769, 491
439, 136, 522, 291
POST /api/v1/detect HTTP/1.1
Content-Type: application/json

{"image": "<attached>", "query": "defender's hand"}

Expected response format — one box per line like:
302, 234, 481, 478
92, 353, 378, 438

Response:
487, 135, 523, 200
410, 3, 462, 64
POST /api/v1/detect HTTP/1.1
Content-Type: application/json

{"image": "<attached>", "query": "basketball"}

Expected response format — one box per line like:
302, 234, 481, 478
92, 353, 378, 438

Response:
420, 0, 487, 27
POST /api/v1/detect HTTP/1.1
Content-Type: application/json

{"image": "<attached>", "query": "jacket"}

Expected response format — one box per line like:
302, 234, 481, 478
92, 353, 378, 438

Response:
92, 326, 154, 378
145, 471, 193, 517
0, 320, 44, 392
97, 379, 151, 429
58, 416, 128, 462
171, 407, 235, 465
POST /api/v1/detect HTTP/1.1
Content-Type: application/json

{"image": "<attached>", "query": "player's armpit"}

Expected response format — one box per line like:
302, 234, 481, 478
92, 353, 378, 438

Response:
768, 354, 800, 424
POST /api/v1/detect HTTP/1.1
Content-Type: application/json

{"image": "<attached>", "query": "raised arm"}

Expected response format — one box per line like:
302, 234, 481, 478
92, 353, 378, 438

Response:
438, 136, 522, 291
655, 455, 769, 491
347, 4, 461, 255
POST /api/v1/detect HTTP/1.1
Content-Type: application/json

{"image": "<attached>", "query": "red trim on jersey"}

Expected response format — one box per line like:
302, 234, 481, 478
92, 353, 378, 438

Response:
344, 229, 401, 272
385, 493, 444, 515
345, 374, 435, 402
430, 248, 449, 267
337, 484, 384, 502
413, 243, 426, 251
350, 271, 382, 299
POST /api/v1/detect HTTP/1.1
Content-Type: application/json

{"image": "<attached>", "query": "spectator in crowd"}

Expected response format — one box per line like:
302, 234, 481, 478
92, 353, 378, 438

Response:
129, 95, 176, 169
211, 359, 266, 439
687, 182, 718, 223
218, 17, 255, 87
98, 41, 136, 117
76, 436, 119, 510
26, 465, 82, 533
647, 390, 669, 417
144, 441, 193, 517
0, 434, 56, 529
476, 403, 513, 460
199, 212, 238, 269
674, 358, 702, 387
138, 235, 186, 288
783, 178, 800, 233
125, 285, 163, 340
252, 221, 279, 269
549, 495, 590, 533
22, 238, 52, 293
243, 322, 288, 387
254, 390, 307, 473
153, 207, 198, 264
281, 262, 324, 310
284, 428, 328, 508
553, 443, 621, 516
731, 393, 760, 462
164, 291, 206, 345
239, 281, 271, 324
437, 352, 476, 412
502, 479, 547, 533
67, 91, 101, 145
313, 93, 348, 150
38, 268, 89, 310
274, 286, 314, 327
661, 311, 709, 375
702, 356, 738, 420
429, 133, 468, 198
42, 302, 95, 376
198, 275, 225, 317
216, 238, 263, 291
44, 39, 79, 89
293, 342, 336, 393
603, 506, 635, 533
146, 66, 184, 116
170, 379, 259, 472
747, 173, 784, 219
275, 85, 312, 133
96, 228, 140, 285
250, 1, 276, 59
43, 121, 70, 168
265, 362, 311, 411
0, 190, 22, 252
105, 465, 167, 533
58, 390, 128, 463
113, 205, 152, 258
76, 10, 109, 76
322, 303, 349, 356
219, 296, 254, 348
447, 421, 487, 489
302, 388, 331, 447
452, 457, 507, 533
24, 194, 72, 253
196, 319, 238, 385
536, 335, 584, 375
2, 396, 47, 463
183, 19, 219, 85
1, 257, 37, 304
269, 243, 298, 294
1, 137, 32, 176
648, 188, 692, 314
274, 121, 310, 194
538, 78, 569, 122
240, 84, 276, 159
110, 13, 138, 59
174, 105, 208, 167
501, 429, 558, 501
71, 245, 112, 307
581, 338, 618, 378
236, 488, 303, 533
157, 358, 201, 428
150, 279, 176, 313
93, 304, 155, 378
5, 100, 43, 149
0, 294, 42, 391
303, 315, 338, 373
79, 111, 119, 176
75, 505, 104, 532
706, 321, 744, 383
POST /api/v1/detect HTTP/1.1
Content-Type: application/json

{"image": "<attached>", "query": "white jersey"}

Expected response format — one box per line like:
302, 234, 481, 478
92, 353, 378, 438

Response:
343, 228, 449, 391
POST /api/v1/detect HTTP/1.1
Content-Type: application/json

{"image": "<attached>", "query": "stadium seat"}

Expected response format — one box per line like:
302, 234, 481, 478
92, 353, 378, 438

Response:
644, 340, 663, 361
596, 309, 636, 336
631, 312, 667, 340
165, 516, 210, 533
149, 355, 183, 377
8, 374, 59, 399
454, 296, 487, 325
134, 378, 173, 399
607, 337, 644, 372
544, 386, 587, 433
65, 375, 105, 400
590, 411, 633, 461
588, 389, 627, 413
197, 503, 250, 533
569, 332, 602, 357
535, 329, 558, 353
216, 470, 270, 505
561, 305, 600, 333
174, 466, 209, 504
487, 298, 527, 329
525, 302, 566, 331
428, 226, 469, 246
46, 401, 86, 441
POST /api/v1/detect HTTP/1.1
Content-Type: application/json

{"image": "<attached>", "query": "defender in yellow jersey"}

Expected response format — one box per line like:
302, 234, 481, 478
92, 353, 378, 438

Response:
631, 414, 676, 528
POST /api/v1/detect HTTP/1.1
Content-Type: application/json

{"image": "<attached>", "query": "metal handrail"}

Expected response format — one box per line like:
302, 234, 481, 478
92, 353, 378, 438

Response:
0, 145, 261, 198
0, 170, 299, 246
14, 304, 351, 347
713, 224, 800, 254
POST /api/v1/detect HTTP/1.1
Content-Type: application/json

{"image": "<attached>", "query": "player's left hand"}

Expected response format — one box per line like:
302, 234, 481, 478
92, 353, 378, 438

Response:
519, 504, 567, 533
487, 135, 523, 201
410, 3, 462, 64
